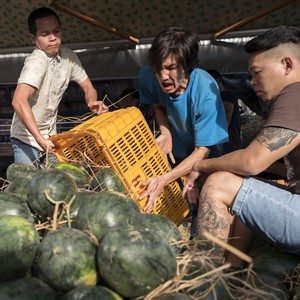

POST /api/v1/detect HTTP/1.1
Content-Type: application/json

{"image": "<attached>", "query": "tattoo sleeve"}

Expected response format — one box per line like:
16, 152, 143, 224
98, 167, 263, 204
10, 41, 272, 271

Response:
255, 127, 298, 152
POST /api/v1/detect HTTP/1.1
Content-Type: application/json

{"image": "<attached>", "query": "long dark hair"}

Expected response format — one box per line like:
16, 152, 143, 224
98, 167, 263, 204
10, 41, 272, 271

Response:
148, 27, 200, 76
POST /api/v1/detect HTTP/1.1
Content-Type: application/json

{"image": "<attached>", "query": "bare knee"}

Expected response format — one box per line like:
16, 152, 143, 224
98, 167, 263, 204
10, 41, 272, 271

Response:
200, 171, 243, 208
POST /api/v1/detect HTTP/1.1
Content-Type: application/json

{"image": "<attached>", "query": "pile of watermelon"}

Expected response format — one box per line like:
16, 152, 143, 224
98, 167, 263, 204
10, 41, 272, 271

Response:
1, 162, 300, 299
0, 162, 184, 299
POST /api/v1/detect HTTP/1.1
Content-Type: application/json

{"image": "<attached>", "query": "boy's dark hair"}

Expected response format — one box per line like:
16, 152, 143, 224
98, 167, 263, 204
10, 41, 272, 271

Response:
244, 25, 300, 53
28, 7, 61, 35
148, 27, 200, 76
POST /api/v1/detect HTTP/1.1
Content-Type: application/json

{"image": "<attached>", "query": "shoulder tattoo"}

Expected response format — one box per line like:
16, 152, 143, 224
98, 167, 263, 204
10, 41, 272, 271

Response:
255, 127, 298, 152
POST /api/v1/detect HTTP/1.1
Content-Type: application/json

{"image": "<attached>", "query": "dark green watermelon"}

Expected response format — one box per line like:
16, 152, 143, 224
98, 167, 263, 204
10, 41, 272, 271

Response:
252, 271, 290, 299
0, 215, 39, 283
139, 213, 182, 248
34, 228, 97, 293
192, 281, 231, 300
4, 177, 32, 201
0, 192, 34, 223
6, 162, 38, 182
253, 249, 300, 281
0, 277, 59, 300
291, 283, 300, 299
61, 285, 123, 300
27, 169, 78, 220
97, 226, 177, 298
74, 190, 142, 241
178, 252, 232, 299
50, 162, 89, 188
89, 168, 124, 192
69, 190, 99, 219
152, 293, 193, 300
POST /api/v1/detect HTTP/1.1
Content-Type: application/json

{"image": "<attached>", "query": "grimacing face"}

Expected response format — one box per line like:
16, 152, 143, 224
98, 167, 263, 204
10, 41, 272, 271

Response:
154, 54, 188, 95
31, 15, 62, 57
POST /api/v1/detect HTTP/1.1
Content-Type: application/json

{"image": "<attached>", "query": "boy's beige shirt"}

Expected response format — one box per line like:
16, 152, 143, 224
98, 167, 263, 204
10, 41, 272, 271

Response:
11, 47, 88, 151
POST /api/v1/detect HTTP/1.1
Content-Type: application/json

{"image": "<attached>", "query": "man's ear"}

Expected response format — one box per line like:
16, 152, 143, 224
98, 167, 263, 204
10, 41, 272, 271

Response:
282, 57, 293, 74
30, 33, 36, 45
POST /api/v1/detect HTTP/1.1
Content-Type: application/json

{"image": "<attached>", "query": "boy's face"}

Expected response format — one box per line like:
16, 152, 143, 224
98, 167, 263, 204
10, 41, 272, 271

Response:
154, 54, 188, 95
31, 15, 62, 57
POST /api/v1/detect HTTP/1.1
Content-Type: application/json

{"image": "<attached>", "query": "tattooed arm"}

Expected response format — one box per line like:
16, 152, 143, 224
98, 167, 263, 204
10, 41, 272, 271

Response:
191, 126, 300, 176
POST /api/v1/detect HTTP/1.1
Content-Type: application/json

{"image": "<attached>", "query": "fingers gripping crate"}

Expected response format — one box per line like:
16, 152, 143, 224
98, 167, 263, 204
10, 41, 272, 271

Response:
49, 107, 189, 225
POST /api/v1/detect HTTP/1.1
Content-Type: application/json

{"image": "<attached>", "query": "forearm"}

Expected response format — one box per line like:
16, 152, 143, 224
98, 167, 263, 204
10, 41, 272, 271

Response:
13, 101, 45, 145
12, 83, 45, 145
79, 79, 108, 114
193, 148, 261, 176
196, 127, 300, 176
84, 85, 97, 106
154, 104, 171, 135
163, 147, 210, 184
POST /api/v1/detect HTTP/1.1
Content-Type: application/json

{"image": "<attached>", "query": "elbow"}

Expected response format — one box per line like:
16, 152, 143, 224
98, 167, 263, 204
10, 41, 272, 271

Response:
11, 98, 25, 115
241, 156, 265, 176
11, 99, 19, 112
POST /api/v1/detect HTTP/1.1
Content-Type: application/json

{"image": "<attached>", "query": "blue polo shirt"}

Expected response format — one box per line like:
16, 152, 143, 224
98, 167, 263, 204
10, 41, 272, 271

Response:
139, 65, 228, 159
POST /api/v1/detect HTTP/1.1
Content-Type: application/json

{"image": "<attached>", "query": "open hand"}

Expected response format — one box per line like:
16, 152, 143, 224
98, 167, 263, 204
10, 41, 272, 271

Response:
39, 138, 55, 154
139, 175, 167, 213
88, 100, 109, 114
182, 169, 201, 204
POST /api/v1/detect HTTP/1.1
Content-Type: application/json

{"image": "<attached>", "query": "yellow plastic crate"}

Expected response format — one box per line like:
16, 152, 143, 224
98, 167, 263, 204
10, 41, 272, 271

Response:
49, 107, 189, 225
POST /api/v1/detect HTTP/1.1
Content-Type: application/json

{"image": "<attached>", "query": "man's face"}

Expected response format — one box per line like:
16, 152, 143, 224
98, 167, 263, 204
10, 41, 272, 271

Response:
154, 54, 187, 95
248, 51, 286, 101
31, 15, 62, 57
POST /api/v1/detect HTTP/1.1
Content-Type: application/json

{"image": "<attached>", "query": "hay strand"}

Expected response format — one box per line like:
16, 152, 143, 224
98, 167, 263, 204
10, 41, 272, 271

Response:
202, 231, 253, 265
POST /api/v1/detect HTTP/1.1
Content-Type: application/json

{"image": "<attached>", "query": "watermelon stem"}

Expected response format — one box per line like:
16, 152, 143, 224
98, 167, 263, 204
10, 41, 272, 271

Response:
63, 195, 76, 228
44, 189, 65, 206
52, 202, 60, 231
44, 189, 72, 231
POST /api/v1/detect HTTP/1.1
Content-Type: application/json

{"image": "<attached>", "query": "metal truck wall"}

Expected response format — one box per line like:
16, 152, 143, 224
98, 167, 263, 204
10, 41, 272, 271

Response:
0, 41, 249, 84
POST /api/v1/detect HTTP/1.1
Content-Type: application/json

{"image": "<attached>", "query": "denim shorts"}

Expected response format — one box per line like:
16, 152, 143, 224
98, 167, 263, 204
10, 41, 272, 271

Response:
232, 176, 300, 255
11, 137, 57, 167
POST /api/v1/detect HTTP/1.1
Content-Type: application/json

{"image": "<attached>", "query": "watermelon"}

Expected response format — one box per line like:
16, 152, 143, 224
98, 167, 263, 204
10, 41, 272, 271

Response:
291, 283, 300, 299
0, 192, 34, 223
33, 228, 97, 293
69, 190, 99, 219
6, 162, 38, 182
74, 190, 142, 241
27, 169, 78, 220
61, 285, 123, 300
4, 177, 30, 201
193, 281, 231, 300
152, 293, 193, 300
0, 277, 59, 300
50, 162, 89, 188
0, 215, 39, 282
180, 254, 231, 299
97, 226, 177, 298
253, 249, 300, 281
139, 213, 182, 251
252, 271, 290, 299
89, 168, 124, 192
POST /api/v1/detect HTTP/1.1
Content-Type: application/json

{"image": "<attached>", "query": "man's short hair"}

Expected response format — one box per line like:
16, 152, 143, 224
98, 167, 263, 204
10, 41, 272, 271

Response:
148, 27, 200, 76
244, 25, 300, 53
28, 7, 60, 35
